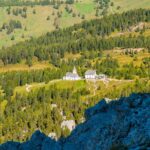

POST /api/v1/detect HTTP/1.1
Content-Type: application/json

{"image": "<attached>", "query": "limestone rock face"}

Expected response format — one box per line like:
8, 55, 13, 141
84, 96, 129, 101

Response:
1, 93, 150, 150
65, 93, 150, 150
0, 131, 61, 150
61, 120, 76, 131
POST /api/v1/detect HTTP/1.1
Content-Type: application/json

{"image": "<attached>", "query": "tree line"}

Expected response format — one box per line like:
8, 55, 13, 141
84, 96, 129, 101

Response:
0, 20, 22, 34
0, 0, 75, 7
0, 68, 62, 98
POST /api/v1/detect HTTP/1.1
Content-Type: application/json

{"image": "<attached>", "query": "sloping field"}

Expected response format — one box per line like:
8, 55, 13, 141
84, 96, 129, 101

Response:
0, 0, 149, 48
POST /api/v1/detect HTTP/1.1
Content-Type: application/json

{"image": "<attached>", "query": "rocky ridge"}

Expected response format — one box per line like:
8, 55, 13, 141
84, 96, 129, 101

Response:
1, 93, 150, 150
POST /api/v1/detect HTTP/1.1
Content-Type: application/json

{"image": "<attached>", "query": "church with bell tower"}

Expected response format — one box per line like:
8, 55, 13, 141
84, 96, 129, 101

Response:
63, 66, 81, 80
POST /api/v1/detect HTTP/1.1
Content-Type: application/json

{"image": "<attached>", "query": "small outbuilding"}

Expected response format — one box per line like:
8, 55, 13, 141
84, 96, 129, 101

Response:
85, 70, 97, 79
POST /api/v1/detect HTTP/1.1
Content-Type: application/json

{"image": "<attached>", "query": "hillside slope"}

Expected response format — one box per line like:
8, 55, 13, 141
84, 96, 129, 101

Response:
0, 9, 150, 65
0, 0, 149, 48
1, 93, 150, 150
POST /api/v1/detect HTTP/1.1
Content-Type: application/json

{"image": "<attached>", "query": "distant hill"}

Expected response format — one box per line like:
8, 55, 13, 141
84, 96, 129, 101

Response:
0, 0, 149, 48
0, 9, 150, 65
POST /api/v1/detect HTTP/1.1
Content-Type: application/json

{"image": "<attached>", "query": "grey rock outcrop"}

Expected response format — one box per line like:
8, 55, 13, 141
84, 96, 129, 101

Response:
1, 93, 150, 150
0, 131, 61, 150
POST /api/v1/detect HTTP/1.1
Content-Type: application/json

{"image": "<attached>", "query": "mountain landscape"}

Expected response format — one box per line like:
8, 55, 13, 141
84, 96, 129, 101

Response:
0, 0, 150, 149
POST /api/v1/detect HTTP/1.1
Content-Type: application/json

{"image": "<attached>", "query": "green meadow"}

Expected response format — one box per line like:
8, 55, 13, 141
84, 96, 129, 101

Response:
0, 0, 149, 48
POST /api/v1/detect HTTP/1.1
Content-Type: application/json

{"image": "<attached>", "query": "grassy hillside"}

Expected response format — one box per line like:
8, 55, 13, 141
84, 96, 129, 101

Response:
0, 0, 149, 48
110, 0, 150, 13
0, 0, 95, 48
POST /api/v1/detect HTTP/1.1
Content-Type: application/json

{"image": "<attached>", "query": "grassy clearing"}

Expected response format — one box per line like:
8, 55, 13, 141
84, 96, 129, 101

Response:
12, 79, 139, 103
13, 80, 85, 94
0, 6, 55, 48
103, 49, 150, 66
0, 60, 53, 73
74, 0, 95, 14
0, 1, 96, 48
12, 80, 86, 99
109, 0, 150, 14
110, 23, 150, 38
118, 0, 149, 9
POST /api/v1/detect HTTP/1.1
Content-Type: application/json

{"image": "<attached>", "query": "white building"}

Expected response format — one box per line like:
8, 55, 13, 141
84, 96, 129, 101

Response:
85, 70, 97, 79
63, 67, 81, 81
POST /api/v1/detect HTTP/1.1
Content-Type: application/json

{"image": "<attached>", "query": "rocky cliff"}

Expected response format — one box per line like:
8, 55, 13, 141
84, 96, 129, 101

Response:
1, 93, 150, 150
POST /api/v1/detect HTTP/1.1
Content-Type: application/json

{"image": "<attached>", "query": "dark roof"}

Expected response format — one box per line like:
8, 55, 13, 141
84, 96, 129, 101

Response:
85, 70, 96, 75
66, 72, 80, 78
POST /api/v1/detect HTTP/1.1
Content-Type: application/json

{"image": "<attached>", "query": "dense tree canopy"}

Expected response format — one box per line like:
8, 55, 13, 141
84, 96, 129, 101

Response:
1, 78, 149, 143
0, 0, 75, 6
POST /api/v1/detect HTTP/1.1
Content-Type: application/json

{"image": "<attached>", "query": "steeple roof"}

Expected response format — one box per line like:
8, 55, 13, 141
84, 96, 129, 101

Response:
73, 66, 77, 74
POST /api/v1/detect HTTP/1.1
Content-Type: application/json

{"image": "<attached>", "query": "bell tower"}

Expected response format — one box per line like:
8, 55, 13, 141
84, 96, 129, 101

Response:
73, 66, 77, 74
